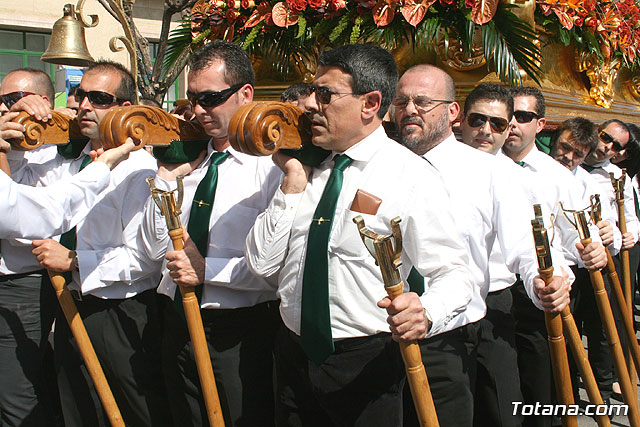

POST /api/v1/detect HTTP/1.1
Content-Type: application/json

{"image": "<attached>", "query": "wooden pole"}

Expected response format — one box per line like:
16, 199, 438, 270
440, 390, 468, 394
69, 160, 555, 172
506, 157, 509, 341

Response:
539, 270, 577, 427
48, 271, 124, 427
168, 228, 225, 427
385, 282, 439, 427
582, 236, 640, 427
561, 307, 611, 427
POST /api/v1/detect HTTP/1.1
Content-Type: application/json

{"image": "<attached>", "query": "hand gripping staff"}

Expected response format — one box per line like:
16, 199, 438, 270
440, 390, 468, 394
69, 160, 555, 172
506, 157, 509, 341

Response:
590, 195, 640, 389
531, 205, 577, 427
560, 203, 640, 427
610, 171, 636, 393
353, 216, 439, 427
147, 176, 225, 427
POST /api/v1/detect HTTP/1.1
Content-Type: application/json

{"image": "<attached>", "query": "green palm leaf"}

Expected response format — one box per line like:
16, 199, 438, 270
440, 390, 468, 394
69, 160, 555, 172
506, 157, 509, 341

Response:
162, 19, 196, 77
481, 5, 542, 86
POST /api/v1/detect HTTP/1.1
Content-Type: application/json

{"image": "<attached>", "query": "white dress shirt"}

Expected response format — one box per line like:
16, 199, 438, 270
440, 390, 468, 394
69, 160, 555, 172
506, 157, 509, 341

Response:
422, 135, 547, 323
140, 144, 282, 309
0, 162, 109, 239
5, 144, 160, 299
246, 126, 474, 339
584, 161, 640, 244
572, 165, 622, 254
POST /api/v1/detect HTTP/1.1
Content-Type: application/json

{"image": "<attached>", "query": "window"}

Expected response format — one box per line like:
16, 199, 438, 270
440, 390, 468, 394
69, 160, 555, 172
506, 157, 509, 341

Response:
149, 41, 181, 111
0, 30, 55, 83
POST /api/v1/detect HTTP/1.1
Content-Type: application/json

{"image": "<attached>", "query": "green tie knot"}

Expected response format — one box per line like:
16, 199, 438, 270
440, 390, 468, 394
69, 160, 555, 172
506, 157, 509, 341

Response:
211, 151, 231, 165
515, 160, 526, 167
333, 154, 352, 171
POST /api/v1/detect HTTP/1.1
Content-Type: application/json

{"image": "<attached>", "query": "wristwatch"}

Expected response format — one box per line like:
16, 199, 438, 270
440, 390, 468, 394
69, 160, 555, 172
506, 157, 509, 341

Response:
72, 251, 79, 271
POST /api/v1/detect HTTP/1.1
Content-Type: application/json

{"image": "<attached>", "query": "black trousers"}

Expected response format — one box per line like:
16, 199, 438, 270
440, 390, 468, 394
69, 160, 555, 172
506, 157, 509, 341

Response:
54, 288, 172, 427
0, 272, 58, 427
511, 280, 554, 427
275, 322, 405, 427
474, 288, 523, 427
162, 297, 278, 427
404, 322, 478, 427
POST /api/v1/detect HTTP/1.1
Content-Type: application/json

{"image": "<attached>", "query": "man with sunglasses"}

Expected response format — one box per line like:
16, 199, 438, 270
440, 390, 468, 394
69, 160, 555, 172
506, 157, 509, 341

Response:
391, 67, 579, 426
246, 44, 474, 426
0, 67, 68, 426
139, 40, 282, 427
13, 61, 171, 427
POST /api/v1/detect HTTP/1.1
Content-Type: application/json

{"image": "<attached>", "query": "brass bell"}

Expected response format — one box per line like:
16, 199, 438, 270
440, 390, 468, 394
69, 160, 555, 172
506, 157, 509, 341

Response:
41, 4, 94, 67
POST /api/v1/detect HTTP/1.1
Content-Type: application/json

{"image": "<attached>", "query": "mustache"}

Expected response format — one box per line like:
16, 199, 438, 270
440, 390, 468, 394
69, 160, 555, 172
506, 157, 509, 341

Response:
401, 117, 424, 128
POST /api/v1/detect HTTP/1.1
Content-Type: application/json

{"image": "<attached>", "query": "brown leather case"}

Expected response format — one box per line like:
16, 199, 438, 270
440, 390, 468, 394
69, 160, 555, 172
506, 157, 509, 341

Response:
350, 189, 382, 215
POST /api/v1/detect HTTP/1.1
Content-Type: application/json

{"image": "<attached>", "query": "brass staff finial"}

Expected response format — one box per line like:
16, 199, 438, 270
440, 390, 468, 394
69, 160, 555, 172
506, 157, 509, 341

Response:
532, 204, 553, 270
146, 175, 185, 231
353, 216, 403, 287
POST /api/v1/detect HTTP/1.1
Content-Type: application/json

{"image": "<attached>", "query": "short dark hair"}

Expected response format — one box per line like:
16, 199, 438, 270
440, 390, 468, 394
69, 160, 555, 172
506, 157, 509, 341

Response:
463, 83, 514, 119
5, 68, 55, 106
85, 60, 136, 102
317, 44, 398, 120
510, 86, 546, 117
625, 123, 640, 157
280, 82, 310, 102
550, 117, 599, 155
600, 119, 629, 136
68, 85, 78, 97
188, 40, 255, 87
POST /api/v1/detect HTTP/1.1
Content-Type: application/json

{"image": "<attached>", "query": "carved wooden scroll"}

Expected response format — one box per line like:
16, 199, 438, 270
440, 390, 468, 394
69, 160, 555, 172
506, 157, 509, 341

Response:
99, 105, 208, 149
228, 101, 312, 156
9, 111, 82, 150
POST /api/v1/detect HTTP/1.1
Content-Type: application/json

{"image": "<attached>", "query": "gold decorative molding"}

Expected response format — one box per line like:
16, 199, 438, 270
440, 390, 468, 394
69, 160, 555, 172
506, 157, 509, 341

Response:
629, 74, 640, 103
575, 50, 622, 109
436, 30, 486, 72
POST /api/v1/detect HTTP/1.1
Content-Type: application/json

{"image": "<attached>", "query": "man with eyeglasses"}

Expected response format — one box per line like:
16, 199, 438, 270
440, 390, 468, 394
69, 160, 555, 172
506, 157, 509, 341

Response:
138, 40, 281, 427
10, 60, 171, 427
245, 44, 473, 426
391, 66, 578, 426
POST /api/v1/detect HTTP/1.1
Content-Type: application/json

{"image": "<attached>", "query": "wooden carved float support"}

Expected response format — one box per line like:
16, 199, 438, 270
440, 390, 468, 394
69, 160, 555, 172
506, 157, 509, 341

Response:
9, 111, 81, 150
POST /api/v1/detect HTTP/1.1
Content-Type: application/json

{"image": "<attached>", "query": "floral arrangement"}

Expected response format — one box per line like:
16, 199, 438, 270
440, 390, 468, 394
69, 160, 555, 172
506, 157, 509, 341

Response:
165, 0, 543, 85
536, 0, 640, 67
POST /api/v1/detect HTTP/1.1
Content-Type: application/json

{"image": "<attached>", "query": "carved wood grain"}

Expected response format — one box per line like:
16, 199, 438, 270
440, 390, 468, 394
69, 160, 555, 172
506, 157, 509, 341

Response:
9, 111, 81, 150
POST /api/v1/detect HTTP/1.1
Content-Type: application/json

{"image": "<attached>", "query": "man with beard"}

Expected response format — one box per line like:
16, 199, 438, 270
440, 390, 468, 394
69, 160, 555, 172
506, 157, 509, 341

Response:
497, 86, 605, 427
246, 45, 475, 426
13, 61, 171, 427
391, 66, 580, 426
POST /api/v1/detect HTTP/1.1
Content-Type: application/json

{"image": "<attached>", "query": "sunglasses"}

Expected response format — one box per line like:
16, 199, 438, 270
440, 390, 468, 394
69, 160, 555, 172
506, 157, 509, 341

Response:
306, 85, 364, 105
599, 131, 625, 152
392, 96, 454, 113
466, 112, 509, 133
76, 88, 128, 107
187, 83, 244, 108
514, 110, 539, 124
0, 91, 35, 108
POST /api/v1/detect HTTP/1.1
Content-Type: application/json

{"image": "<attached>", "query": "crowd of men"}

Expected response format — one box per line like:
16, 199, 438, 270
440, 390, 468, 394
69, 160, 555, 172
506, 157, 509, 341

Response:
0, 41, 639, 427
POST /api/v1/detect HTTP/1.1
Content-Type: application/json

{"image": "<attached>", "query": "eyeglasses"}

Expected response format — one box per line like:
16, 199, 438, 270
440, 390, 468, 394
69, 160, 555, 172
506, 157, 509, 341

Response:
76, 88, 128, 108
599, 131, 625, 152
392, 96, 454, 113
466, 112, 509, 133
514, 110, 540, 124
187, 83, 244, 108
306, 85, 364, 105
0, 91, 35, 108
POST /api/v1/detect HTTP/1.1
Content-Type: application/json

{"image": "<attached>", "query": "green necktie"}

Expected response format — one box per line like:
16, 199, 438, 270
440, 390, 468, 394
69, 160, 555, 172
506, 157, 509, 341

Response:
582, 164, 596, 173
187, 151, 231, 257
515, 160, 526, 167
59, 154, 93, 251
407, 266, 425, 295
300, 154, 353, 364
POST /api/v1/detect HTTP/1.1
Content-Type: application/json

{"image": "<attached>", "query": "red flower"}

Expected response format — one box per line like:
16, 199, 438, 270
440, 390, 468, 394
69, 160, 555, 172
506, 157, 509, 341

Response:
464, 0, 473, 8
308, 0, 325, 10
286, 0, 307, 11
439, 0, 455, 7
329, 0, 347, 10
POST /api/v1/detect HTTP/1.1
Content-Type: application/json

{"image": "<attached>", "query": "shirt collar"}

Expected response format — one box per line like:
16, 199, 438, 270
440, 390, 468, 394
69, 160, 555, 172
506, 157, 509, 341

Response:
205, 140, 246, 166
330, 125, 388, 165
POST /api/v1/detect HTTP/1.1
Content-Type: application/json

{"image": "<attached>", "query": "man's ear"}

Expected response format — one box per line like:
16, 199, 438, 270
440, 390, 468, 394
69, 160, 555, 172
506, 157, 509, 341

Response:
239, 83, 254, 105
361, 91, 382, 120
448, 102, 460, 124
122, 101, 132, 107
535, 117, 547, 134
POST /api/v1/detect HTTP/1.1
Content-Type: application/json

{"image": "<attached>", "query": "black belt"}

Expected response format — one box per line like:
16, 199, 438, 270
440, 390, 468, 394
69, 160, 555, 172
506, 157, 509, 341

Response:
0, 269, 45, 282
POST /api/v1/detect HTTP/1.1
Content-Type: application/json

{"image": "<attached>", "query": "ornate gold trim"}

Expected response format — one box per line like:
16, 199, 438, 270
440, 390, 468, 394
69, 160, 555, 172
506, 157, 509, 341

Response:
575, 50, 621, 109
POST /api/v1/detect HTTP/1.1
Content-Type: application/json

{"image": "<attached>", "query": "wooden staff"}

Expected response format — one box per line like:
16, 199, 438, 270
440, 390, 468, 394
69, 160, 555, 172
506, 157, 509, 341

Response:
354, 216, 439, 427
147, 177, 224, 427
610, 171, 636, 391
531, 205, 577, 427
565, 208, 640, 426
48, 272, 124, 426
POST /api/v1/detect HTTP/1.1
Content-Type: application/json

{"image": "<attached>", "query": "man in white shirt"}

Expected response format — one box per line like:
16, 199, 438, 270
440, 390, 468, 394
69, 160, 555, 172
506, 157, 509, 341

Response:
246, 44, 474, 426
26, 61, 171, 427
496, 86, 605, 426
0, 67, 74, 427
391, 66, 577, 426
139, 40, 281, 426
